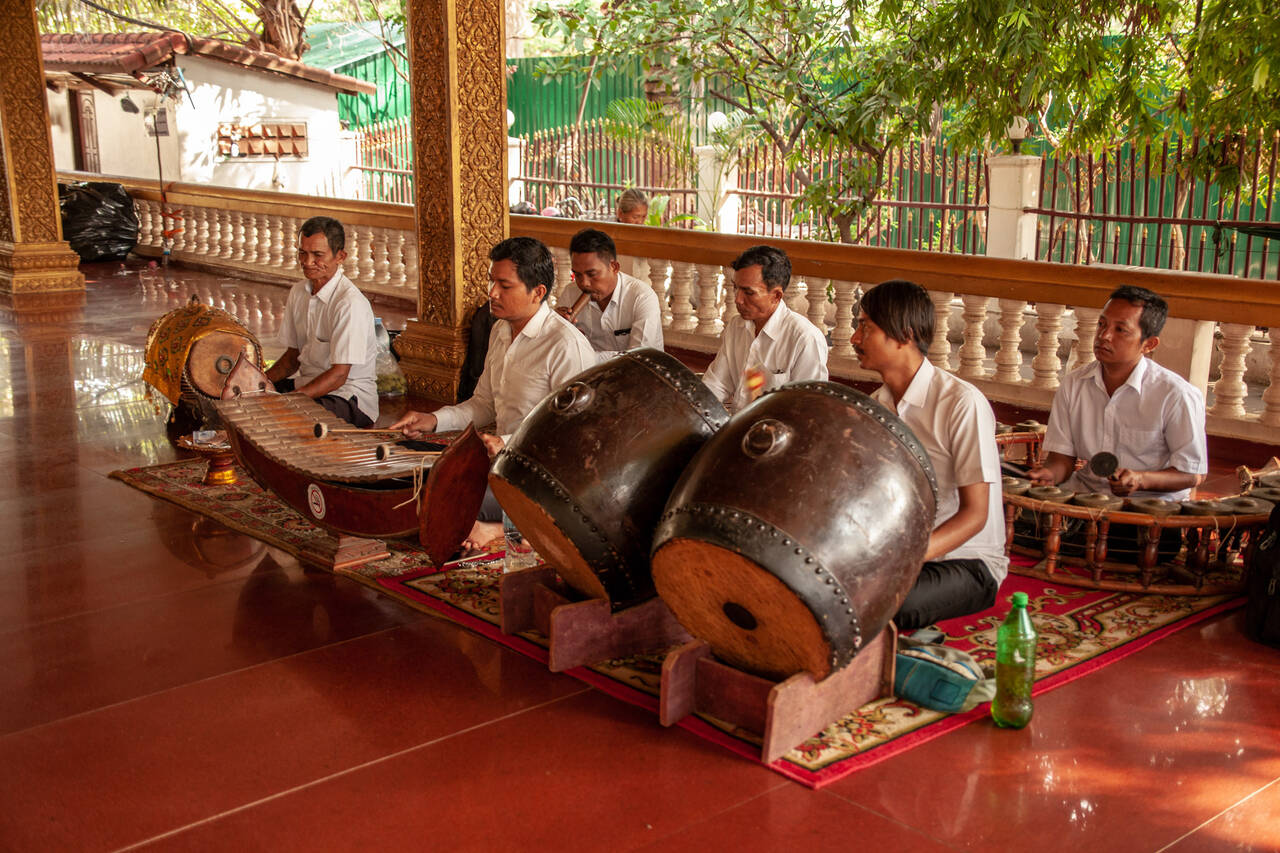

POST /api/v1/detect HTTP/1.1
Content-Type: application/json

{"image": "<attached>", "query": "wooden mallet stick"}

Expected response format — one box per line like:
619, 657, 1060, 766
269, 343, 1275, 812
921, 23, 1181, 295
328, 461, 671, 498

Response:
313, 422, 406, 439
375, 443, 443, 462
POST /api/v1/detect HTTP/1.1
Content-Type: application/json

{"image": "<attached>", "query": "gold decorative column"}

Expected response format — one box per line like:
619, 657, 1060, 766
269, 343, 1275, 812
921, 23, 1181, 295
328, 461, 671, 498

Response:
0, 0, 84, 294
394, 0, 507, 402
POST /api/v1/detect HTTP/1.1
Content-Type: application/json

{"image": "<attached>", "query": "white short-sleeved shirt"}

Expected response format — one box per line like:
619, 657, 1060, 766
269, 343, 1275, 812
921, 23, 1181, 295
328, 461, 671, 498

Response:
279, 270, 379, 420
562, 272, 664, 362
1044, 357, 1208, 501
701, 301, 828, 413
872, 359, 1009, 583
432, 301, 596, 443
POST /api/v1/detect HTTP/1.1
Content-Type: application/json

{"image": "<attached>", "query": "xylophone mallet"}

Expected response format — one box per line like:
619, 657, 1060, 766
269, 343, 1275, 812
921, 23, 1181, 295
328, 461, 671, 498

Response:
313, 422, 406, 440
375, 443, 443, 462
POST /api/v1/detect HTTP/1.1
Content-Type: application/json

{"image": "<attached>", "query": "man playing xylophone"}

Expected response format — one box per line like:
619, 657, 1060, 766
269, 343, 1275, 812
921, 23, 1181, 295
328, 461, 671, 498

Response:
556, 228, 664, 362
701, 245, 828, 413
853, 280, 1008, 629
266, 216, 379, 428
391, 237, 596, 550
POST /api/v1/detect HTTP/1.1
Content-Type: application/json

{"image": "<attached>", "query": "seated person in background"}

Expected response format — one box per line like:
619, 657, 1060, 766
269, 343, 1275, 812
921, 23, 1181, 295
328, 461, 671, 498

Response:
615, 188, 648, 225
701, 245, 828, 413
391, 237, 596, 547
1028, 285, 1208, 502
853, 280, 1007, 630
556, 228, 663, 363
266, 215, 378, 428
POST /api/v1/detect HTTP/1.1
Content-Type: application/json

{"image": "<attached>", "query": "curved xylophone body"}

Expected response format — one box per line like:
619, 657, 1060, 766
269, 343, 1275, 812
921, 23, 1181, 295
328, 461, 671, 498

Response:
214, 357, 487, 565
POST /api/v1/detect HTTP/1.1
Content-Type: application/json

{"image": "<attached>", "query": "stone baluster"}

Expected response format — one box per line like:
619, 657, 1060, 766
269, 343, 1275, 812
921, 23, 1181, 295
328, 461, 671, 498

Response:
403, 238, 420, 291
720, 265, 738, 328
221, 210, 238, 259
371, 228, 390, 284
1072, 306, 1101, 370
830, 280, 859, 360
356, 226, 376, 281
550, 247, 573, 307
1031, 303, 1066, 389
1209, 323, 1255, 418
241, 213, 258, 265
807, 278, 830, 334
958, 294, 991, 379
210, 209, 227, 259
646, 258, 671, 326
786, 276, 807, 316
169, 208, 187, 254
229, 210, 246, 261
694, 263, 724, 337
927, 290, 954, 370
134, 201, 153, 247
668, 261, 697, 332
995, 299, 1027, 383
388, 230, 406, 288
1262, 331, 1280, 427
268, 215, 286, 268
195, 207, 211, 256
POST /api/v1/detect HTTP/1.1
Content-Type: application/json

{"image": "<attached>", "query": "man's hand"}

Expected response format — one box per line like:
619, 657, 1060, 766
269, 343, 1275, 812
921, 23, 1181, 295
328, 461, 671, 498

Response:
555, 305, 575, 320
1108, 468, 1143, 496
481, 433, 505, 457
1027, 466, 1057, 486
390, 410, 438, 438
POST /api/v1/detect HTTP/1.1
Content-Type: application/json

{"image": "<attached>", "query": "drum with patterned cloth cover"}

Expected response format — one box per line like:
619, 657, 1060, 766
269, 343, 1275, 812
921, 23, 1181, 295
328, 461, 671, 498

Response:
488, 349, 728, 611
650, 381, 938, 682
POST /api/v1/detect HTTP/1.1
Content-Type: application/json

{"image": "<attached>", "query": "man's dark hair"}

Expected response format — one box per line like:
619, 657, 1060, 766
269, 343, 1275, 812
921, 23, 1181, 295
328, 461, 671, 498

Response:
490, 237, 554, 300
731, 245, 791, 291
299, 216, 345, 254
859, 279, 934, 354
1107, 285, 1168, 339
569, 228, 617, 263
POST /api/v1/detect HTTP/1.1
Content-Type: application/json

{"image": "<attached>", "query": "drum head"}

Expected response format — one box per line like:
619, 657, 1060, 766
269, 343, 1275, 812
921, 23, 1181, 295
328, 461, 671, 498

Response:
488, 475, 606, 599
188, 333, 259, 398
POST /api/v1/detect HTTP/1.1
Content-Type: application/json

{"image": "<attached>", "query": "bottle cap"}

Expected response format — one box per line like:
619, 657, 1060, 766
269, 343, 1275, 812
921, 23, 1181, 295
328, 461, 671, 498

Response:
1011, 591, 1029, 607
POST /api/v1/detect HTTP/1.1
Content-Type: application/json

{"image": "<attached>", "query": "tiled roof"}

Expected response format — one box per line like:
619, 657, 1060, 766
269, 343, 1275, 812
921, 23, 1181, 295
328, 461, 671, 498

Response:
41, 32, 376, 95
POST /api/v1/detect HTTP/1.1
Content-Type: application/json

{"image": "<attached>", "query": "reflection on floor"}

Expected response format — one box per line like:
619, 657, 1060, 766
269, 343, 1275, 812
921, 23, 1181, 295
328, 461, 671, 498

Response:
0, 261, 1277, 852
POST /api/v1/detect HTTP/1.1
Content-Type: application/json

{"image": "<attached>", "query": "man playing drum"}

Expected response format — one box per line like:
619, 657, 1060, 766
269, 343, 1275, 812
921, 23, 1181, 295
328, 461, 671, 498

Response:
391, 237, 596, 549
1028, 286, 1207, 502
266, 216, 379, 427
701, 245, 828, 413
556, 228, 664, 362
852, 280, 1008, 629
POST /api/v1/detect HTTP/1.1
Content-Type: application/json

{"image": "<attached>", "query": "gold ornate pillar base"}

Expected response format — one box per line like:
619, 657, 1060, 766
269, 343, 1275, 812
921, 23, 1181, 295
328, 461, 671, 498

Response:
0, 241, 85, 294
395, 320, 470, 403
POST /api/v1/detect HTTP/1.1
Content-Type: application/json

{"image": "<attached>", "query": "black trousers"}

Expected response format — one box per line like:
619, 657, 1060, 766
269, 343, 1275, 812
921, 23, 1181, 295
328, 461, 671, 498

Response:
274, 378, 373, 428
894, 558, 999, 631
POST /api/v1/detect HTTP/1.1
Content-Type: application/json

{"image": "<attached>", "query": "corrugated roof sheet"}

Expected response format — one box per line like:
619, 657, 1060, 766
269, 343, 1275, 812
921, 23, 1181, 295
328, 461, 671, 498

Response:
304, 22, 404, 71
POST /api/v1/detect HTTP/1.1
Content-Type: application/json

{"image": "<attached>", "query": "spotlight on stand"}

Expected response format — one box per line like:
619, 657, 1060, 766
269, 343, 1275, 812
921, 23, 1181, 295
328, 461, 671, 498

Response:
1007, 116, 1030, 155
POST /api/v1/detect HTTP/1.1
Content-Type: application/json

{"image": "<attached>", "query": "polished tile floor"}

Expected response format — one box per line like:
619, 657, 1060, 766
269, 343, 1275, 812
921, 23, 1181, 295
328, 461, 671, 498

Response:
0, 261, 1277, 852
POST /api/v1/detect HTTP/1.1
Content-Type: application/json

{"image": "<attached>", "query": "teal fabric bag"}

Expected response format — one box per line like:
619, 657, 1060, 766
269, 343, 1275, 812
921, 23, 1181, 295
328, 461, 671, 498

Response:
894, 634, 995, 713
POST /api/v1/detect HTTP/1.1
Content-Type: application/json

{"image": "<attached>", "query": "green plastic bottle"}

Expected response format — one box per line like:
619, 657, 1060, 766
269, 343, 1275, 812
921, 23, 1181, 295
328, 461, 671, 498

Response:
992, 591, 1037, 729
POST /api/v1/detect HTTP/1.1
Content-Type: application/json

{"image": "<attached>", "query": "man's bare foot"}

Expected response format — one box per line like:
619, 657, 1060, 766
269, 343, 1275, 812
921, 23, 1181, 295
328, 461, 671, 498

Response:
461, 519, 505, 553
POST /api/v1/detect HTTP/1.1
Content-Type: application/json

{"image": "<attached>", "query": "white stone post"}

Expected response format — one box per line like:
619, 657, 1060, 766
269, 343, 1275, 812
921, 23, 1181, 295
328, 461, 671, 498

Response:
985, 155, 1041, 261
694, 144, 739, 233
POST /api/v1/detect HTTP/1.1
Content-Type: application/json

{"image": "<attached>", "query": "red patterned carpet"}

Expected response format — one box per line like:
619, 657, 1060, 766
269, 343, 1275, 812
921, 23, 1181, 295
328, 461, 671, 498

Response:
112, 457, 1241, 787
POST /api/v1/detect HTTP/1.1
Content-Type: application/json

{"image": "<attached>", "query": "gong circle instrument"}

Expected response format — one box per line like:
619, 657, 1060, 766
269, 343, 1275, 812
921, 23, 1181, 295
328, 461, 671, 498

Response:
489, 348, 728, 611
650, 381, 938, 682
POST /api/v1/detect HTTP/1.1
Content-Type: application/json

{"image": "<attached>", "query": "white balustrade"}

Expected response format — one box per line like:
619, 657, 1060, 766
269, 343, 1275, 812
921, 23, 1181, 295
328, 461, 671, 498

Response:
786, 276, 807, 316
550, 247, 573, 307
230, 210, 245, 261
388, 230, 406, 288
1031, 302, 1066, 389
830, 280, 859, 360
807, 278, 830, 333
242, 213, 259, 265
1263, 331, 1280, 427
720, 265, 737, 328
958, 294, 991, 379
694, 264, 724, 336
1072, 306, 1100, 370
928, 290, 954, 370
356, 226, 376, 281
646, 258, 671, 326
1210, 323, 1254, 418
995, 299, 1026, 383
196, 208, 211, 256
668, 262, 697, 332
372, 228, 390, 283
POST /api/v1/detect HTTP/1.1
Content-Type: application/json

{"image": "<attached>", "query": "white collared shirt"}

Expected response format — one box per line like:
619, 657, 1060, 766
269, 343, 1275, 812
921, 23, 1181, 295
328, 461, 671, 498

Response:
1044, 357, 1208, 501
701, 301, 828, 413
279, 269, 379, 420
562, 272, 664, 363
872, 359, 1009, 583
432, 301, 597, 442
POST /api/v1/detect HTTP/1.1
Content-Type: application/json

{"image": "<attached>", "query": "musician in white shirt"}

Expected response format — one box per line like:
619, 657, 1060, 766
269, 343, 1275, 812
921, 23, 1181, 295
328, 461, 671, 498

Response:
700, 245, 828, 412
556, 228, 663, 362
391, 237, 596, 548
1029, 286, 1208, 501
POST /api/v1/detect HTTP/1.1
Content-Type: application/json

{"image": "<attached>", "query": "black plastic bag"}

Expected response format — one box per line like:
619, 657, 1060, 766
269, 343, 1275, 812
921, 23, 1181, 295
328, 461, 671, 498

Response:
59, 181, 139, 262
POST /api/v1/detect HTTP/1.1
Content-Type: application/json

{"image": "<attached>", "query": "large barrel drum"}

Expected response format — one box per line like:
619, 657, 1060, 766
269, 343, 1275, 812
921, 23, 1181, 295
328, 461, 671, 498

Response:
650, 382, 937, 681
489, 349, 729, 611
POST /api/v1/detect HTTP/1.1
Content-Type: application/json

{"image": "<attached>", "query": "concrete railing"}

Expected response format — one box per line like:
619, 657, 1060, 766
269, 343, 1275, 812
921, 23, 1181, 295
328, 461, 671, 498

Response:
69, 171, 1280, 443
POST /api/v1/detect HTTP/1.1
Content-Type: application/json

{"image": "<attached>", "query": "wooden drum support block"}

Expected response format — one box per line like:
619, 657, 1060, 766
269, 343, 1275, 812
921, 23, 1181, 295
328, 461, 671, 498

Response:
659, 626, 896, 765
499, 566, 691, 672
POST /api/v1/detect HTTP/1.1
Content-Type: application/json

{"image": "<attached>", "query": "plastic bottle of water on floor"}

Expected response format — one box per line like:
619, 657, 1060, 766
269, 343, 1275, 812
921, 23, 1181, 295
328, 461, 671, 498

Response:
992, 591, 1037, 729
